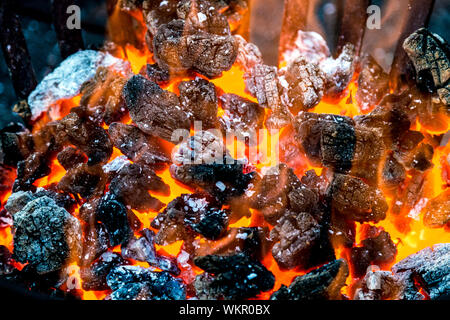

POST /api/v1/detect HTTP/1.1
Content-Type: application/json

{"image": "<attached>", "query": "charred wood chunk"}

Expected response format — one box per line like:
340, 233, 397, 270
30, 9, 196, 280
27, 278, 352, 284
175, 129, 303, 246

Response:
194, 227, 271, 260
109, 162, 168, 212
123, 75, 190, 141
392, 243, 450, 300
80, 252, 126, 291
106, 266, 186, 300
356, 55, 389, 112
219, 93, 264, 142
58, 163, 106, 199
122, 228, 179, 275
249, 164, 302, 223
32, 121, 62, 155
179, 78, 218, 129
152, 193, 228, 245
270, 211, 320, 270
194, 253, 275, 299
350, 225, 397, 277
0, 124, 33, 167
403, 28, 450, 105
139, 63, 170, 85
143, 0, 179, 37
13, 196, 81, 274
279, 57, 325, 112
422, 189, 450, 228
330, 212, 356, 248
301, 169, 330, 200
244, 64, 280, 109
329, 174, 388, 223
57, 147, 87, 170
13, 152, 51, 192
0, 245, 13, 275
108, 122, 170, 167
391, 172, 426, 222
57, 108, 113, 165
382, 153, 406, 191
271, 259, 349, 300
354, 270, 404, 300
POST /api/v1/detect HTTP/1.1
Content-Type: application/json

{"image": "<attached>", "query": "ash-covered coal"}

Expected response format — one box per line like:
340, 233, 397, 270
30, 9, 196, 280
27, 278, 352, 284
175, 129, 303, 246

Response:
106, 266, 186, 300
194, 253, 275, 299
6, 189, 75, 215
234, 35, 263, 72
271, 259, 348, 300
354, 270, 404, 300
12, 196, 81, 274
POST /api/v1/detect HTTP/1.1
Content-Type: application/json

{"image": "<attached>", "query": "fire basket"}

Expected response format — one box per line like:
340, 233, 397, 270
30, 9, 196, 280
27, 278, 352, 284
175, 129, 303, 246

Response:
0, 0, 448, 301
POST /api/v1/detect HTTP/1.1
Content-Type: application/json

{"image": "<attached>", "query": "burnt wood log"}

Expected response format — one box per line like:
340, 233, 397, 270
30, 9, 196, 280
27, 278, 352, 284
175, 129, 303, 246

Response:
51, 0, 85, 59
0, 0, 37, 100
389, 0, 435, 89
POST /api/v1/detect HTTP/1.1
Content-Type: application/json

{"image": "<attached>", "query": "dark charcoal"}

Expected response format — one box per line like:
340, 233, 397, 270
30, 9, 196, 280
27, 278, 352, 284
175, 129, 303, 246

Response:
57, 108, 113, 165
330, 211, 356, 248
179, 78, 218, 129
80, 252, 126, 291
270, 211, 320, 269
354, 270, 404, 300
143, 0, 179, 37
139, 63, 170, 84
32, 121, 62, 155
106, 266, 186, 300
96, 194, 132, 247
151, 193, 228, 245
382, 153, 406, 191
403, 28, 450, 105
392, 243, 450, 300
194, 227, 271, 260
121, 229, 179, 275
219, 93, 264, 143
58, 163, 106, 199
405, 143, 434, 171
108, 122, 170, 167
355, 55, 389, 112
294, 112, 355, 168
13, 196, 81, 274
57, 147, 87, 170
422, 189, 450, 228
248, 164, 300, 223
123, 75, 190, 142
109, 162, 168, 212
13, 152, 50, 192
350, 225, 397, 277
194, 253, 275, 299
0, 165, 14, 194
0, 245, 13, 275
270, 259, 348, 300
177, 0, 230, 35
300, 169, 330, 200
329, 174, 388, 223
278, 56, 325, 112
0, 124, 33, 167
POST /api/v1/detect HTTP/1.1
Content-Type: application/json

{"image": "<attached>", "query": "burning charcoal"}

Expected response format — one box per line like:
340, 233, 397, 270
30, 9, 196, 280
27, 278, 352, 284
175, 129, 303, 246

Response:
329, 212, 356, 248
329, 174, 388, 223
0, 124, 33, 167
13, 196, 81, 274
143, 0, 179, 37
139, 63, 170, 84
106, 266, 186, 300
80, 252, 126, 291
354, 270, 404, 300
405, 143, 434, 171
28, 50, 130, 121
109, 123, 170, 167
194, 253, 275, 299
0, 209, 12, 228
282, 30, 330, 66
178, 78, 218, 129
194, 227, 271, 260
271, 259, 349, 300
355, 55, 389, 112
152, 193, 229, 245
80, 219, 110, 267
123, 75, 190, 142
96, 194, 132, 247
57, 108, 113, 165
234, 35, 263, 71
122, 229, 179, 275
244, 64, 280, 109
13, 152, 51, 192
319, 43, 355, 99
422, 189, 450, 228
57, 147, 87, 170
403, 28, 450, 105
58, 163, 106, 199
79, 67, 128, 125
0, 245, 13, 275
382, 153, 406, 191
109, 162, 168, 212
118, 0, 143, 11
219, 93, 264, 143
248, 164, 301, 223
350, 226, 397, 277
392, 243, 450, 300
270, 211, 320, 269
278, 56, 325, 112
301, 169, 330, 200
32, 121, 62, 155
